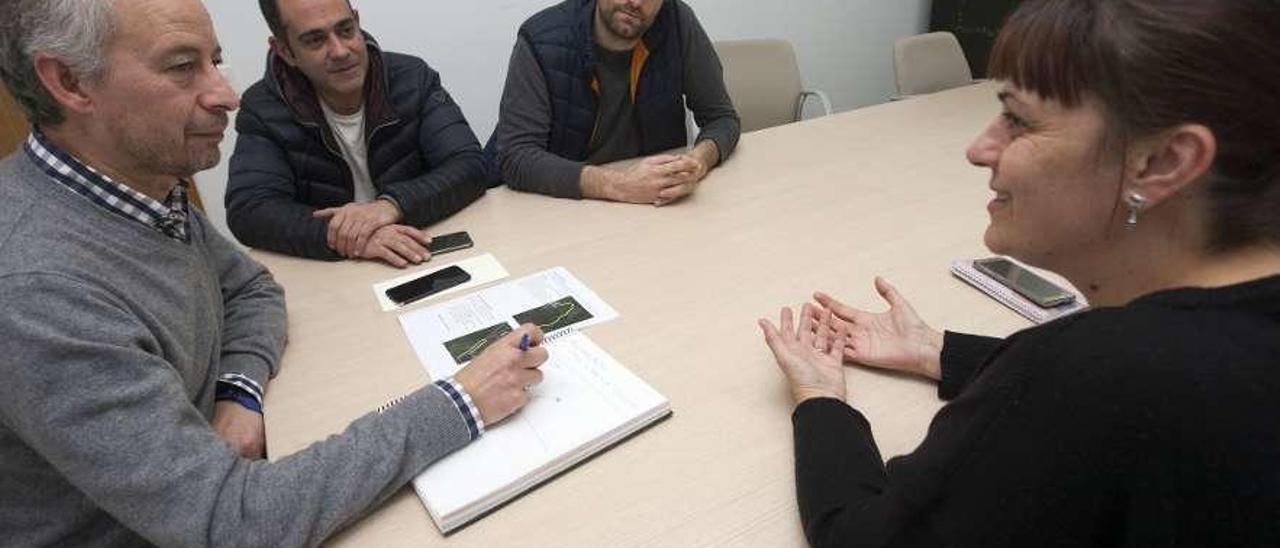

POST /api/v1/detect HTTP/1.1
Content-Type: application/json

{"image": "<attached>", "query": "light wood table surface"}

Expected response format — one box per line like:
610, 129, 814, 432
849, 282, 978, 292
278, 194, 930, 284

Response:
256, 82, 1032, 547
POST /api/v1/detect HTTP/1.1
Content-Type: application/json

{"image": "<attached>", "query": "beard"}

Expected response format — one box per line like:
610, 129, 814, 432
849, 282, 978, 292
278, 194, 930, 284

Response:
111, 116, 227, 180
601, 4, 655, 40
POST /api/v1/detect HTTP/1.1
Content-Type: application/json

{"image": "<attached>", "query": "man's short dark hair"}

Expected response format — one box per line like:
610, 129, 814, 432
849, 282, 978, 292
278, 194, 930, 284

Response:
258, 0, 286, 39
259, 0, 355, 41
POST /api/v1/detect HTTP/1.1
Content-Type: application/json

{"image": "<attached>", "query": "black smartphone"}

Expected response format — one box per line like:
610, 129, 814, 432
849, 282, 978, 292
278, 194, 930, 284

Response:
427, 231, 474, 255
385, 265, 472, 306
973, 257, 1076, 308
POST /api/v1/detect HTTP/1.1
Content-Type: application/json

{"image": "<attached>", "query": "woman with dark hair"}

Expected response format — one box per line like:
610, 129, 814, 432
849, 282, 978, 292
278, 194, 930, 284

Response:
759, 0, 1280, 545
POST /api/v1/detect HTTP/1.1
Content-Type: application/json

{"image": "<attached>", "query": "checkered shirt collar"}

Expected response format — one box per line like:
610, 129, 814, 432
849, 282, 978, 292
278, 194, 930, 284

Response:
24, 130, 190, 243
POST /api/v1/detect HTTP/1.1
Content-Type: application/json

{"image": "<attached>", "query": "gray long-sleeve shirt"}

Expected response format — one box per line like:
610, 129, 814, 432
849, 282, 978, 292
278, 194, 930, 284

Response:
0, 152, 472, 547
496, 2, 741, 198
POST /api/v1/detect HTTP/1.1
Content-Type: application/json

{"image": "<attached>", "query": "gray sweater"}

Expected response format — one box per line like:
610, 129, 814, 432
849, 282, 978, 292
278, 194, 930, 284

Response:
496, 1, 741, 198
0, 152, 471, 547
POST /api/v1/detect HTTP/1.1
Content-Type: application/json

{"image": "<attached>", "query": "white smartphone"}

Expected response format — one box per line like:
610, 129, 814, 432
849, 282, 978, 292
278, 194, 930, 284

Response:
972, 257, 1077, 308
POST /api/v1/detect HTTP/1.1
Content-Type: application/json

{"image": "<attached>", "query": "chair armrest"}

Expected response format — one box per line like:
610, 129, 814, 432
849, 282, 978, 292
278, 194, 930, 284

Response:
797, 89, 833, 120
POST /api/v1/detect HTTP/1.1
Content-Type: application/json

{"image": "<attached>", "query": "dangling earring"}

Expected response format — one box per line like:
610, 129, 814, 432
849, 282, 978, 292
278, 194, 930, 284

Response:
1124, 192, 1148, 230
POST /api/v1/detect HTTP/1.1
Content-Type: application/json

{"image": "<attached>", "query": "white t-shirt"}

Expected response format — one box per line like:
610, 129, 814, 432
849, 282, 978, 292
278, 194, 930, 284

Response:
320, 102, 377, 204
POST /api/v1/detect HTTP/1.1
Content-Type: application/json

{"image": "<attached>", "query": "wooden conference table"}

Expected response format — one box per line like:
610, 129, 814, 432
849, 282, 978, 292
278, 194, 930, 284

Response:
257, 82, 1031, 547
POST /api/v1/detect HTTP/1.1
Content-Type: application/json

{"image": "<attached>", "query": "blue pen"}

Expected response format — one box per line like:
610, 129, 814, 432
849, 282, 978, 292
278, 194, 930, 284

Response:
518, 333, 531, 352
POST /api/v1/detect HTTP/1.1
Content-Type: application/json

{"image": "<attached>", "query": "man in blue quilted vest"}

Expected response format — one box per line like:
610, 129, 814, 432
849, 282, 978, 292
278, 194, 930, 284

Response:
492, 0, 740, 205
227, 0, 486, 267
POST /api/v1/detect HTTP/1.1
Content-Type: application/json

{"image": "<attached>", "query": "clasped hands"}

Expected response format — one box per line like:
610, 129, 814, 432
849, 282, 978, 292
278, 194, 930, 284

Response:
314, 199, 433, 268
759, 277, 945, 405
609, 152, 709, 207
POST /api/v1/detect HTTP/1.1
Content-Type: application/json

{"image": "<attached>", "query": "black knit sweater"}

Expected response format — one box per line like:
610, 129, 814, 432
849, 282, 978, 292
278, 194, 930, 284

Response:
793, 275, 1280, 547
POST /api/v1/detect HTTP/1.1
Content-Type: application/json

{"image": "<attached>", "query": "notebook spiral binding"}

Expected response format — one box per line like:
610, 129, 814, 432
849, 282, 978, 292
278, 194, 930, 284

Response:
376, 394, 410, 414
542, 327, 577, 343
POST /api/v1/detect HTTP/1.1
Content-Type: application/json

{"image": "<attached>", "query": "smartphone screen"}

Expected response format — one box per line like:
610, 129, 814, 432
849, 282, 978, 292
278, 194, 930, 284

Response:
385, 265, 472, 306
973, 258, 1076, 308
427, 231, 474, 255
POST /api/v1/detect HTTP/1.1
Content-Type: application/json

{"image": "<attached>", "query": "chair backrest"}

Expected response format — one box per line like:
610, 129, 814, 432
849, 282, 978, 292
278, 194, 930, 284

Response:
713, 39, 804, 133
0, 86, 29, 156
183, 178, 206, 212
893, 32, 973, 96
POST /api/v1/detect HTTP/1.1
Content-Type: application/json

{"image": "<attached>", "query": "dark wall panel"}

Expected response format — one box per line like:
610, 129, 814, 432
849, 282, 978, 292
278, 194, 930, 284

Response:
929, 0, 1024, 77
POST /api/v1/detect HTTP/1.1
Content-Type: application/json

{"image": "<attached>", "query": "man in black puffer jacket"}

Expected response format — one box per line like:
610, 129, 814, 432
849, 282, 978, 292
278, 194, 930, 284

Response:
228, 0, 485, 266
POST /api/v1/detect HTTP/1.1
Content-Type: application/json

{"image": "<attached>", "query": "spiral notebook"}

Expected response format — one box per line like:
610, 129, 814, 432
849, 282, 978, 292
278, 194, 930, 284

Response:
396, 268, 671, 533
410, 330, 670, 533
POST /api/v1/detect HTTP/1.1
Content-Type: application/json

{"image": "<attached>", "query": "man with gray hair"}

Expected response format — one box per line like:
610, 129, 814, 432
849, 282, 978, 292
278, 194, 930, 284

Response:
0, 0, 546, 546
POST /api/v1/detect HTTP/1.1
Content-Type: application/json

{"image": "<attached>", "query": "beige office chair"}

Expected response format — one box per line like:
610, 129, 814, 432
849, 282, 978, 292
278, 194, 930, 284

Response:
713, 39, 832, 133
893, 32, 974, 99
182, 178, 207, 212
0, 86, 29, 156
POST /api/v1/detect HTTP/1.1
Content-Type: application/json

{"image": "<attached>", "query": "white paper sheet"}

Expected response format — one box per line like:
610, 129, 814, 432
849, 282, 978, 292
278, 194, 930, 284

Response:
397, 267, 620, 380
371, 253, 508, 312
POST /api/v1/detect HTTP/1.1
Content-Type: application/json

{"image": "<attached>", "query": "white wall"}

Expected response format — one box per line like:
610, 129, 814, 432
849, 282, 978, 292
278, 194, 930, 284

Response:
198, 0, 930, 239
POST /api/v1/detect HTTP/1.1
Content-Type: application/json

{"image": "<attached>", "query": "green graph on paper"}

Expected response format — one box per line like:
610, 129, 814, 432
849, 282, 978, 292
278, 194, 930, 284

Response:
443, 323, 514, 365
513, 296, 594, 333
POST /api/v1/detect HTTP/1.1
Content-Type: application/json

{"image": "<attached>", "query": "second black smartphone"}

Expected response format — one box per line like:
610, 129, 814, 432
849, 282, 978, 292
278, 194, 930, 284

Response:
385, 265, 472, 306
427, 231, 474, 255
